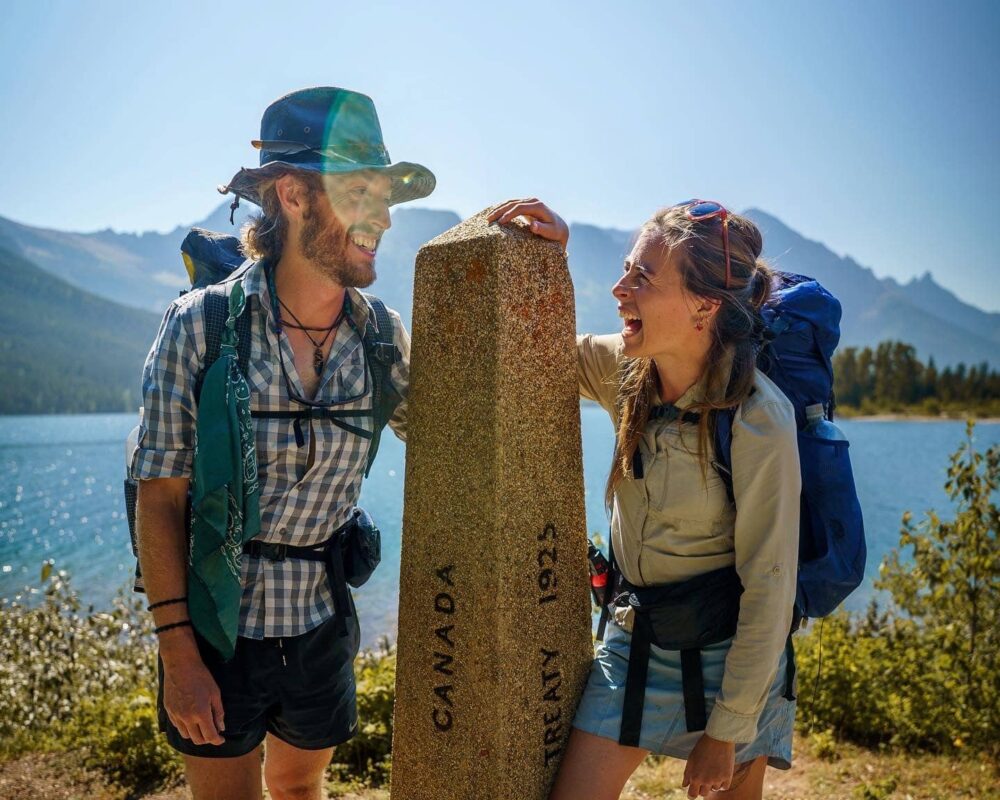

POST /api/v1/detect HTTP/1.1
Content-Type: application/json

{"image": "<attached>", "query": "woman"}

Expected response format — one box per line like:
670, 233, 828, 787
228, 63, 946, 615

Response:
487, 199, 801, 800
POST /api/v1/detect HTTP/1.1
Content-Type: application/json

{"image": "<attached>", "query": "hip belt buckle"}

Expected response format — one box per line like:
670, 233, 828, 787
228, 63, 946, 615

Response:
248, 541, 288, 561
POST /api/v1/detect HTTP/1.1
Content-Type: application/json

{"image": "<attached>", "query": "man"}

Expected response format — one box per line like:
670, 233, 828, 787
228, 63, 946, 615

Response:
131, 87, 434, 800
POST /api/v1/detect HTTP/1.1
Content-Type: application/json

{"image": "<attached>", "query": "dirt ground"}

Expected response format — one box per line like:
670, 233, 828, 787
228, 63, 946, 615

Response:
1, 734, 996, 799
620, 734, 998, 799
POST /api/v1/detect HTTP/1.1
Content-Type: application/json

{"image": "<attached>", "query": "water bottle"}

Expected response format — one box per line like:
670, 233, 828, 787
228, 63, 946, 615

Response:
124, 411, 142, 572
125, 413, 142, 477
804, 403, 847, 441
587, 540, 611, 607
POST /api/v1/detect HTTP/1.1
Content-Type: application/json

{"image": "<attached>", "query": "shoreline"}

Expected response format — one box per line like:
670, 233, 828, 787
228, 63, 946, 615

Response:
2, 405, 999, 424
841, 414, 1000, 423
581, 400, 998, 423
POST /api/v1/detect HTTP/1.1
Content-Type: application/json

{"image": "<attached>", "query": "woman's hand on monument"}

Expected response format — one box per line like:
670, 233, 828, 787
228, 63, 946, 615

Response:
682, 733, 735, 797
487, 198, 569, 251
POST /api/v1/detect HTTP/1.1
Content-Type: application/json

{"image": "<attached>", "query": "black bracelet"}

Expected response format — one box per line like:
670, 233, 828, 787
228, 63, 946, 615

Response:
154, 620, 193, 636
148, 596, 188, 612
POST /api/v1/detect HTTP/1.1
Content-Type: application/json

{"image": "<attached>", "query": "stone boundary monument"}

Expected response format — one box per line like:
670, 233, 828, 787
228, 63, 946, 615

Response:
391, 210, 593, 799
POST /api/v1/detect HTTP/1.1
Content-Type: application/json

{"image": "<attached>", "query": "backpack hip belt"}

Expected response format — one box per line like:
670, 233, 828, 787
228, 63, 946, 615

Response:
242, 508, 380, 638
613, 565, 798, 747
617, 566, 744, 746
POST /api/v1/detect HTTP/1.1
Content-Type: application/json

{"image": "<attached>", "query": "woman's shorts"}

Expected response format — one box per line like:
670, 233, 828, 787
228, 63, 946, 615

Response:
572, 622, 796, 769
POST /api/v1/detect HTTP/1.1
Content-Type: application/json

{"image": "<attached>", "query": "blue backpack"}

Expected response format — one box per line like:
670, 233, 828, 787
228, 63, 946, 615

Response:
598, 271, 864, 744
713, 271, 867, 620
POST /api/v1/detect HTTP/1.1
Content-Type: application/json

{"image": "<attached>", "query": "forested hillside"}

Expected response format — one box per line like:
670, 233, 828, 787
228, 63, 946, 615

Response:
2, 202, 999, 414
834, 340, 1000, 416
0, 244, 161, 414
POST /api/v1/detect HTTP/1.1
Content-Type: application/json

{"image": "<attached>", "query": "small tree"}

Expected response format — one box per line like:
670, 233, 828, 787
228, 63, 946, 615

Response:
796, 421, 1000, 754
876, 421, 999, 753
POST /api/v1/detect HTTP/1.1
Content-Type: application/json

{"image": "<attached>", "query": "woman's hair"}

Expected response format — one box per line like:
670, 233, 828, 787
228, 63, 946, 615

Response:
605, 206, 773, 508
240, 170, 324, 262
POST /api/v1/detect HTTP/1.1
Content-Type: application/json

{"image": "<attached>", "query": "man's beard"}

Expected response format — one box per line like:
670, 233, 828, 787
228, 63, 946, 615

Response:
299, 197, 377, 289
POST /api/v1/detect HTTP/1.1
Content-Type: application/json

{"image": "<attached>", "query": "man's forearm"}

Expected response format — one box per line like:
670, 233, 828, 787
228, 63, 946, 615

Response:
136, 477, 199, 664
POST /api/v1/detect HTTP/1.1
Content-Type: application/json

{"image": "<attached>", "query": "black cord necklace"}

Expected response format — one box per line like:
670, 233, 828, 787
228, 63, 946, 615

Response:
278, 297, 346, 376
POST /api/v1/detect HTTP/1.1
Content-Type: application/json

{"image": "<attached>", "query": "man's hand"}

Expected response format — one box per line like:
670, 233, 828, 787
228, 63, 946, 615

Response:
161, 648, 226, 746
137, 477, 225, 745
486, 198, 569, 251
682, 733, 735, 798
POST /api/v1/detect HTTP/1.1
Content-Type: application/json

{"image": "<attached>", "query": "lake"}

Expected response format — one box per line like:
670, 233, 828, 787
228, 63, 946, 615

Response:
1, 410, 996, 648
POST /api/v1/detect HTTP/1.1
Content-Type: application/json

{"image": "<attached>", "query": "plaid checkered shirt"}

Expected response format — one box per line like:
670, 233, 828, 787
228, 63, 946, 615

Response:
130, 260, 409, 639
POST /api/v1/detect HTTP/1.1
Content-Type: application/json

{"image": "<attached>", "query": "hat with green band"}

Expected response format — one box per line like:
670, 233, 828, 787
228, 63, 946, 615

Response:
219, 86, 436, 207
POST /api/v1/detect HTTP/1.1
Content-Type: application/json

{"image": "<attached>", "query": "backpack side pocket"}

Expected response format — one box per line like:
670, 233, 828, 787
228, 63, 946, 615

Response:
796, 432, 866, 617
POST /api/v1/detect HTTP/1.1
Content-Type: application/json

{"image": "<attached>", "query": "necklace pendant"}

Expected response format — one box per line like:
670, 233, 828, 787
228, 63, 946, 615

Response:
313, 347, 324, 376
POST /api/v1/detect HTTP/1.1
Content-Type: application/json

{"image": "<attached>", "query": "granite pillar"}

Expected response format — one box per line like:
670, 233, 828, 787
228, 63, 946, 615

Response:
391, 210, 593, 800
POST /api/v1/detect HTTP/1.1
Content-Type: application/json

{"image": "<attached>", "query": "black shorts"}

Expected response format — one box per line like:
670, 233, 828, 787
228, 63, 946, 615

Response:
157, 612, 360, 758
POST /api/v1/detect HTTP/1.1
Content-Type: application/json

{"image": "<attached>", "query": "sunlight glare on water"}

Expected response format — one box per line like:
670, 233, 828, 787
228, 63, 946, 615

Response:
1, 411, 997, 646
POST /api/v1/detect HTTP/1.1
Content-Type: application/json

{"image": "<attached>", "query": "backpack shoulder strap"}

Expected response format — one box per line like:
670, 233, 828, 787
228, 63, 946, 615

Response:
711, 407, 737, 505
360, 293, 403, 477
195, 270, 253, 401
710, 383, 763, 504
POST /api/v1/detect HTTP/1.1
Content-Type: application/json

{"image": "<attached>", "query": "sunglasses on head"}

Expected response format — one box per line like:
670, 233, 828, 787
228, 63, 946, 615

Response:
674, 199, 732, 290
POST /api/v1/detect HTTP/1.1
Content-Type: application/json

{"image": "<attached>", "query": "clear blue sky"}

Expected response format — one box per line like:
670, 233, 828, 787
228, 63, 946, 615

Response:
2, 0, 998, 310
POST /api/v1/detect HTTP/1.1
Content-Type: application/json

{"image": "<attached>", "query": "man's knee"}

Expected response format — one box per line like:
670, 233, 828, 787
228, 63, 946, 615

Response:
263, 740, 333, 800
265, 771, 326, 800
183, 748, 263, 800
267, 783, 323, 800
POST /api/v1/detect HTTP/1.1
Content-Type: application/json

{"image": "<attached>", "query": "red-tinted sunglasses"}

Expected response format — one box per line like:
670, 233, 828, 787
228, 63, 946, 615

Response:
675, 199, 731, 289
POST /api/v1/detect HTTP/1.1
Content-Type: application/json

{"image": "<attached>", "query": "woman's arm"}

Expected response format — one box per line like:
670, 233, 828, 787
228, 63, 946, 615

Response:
706, 390, 801, 744
385, 308, 411, 442
577, 333, 623, 413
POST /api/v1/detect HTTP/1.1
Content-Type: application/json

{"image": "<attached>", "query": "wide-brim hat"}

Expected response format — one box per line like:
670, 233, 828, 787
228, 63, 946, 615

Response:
219, 86, 435, 207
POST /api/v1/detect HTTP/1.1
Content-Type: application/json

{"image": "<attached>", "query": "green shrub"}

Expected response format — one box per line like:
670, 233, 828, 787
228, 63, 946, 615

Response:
853, 775, 899, 800
795, 422, 999, 757
919, 397, 942, 416
0, 566, 179, 796
0, 566, 156, 751
70, 688, 183, 796
808, 728, 840, 762
328, 637, 397, 788
795, 607, 966, 750
858, 398, 881, 416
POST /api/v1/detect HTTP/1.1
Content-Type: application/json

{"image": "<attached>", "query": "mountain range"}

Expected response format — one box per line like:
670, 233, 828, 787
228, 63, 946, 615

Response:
0, 204, 995, 413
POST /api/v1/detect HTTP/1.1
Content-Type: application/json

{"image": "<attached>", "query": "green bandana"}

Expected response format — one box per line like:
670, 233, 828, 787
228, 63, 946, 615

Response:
188, 282, 261, 661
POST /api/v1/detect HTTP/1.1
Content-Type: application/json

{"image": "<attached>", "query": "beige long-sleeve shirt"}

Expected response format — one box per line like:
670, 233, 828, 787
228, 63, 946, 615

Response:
578, 333, 801, 743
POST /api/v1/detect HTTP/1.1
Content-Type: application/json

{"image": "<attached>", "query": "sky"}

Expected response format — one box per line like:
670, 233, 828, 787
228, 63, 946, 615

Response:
1, 0, 998, 310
